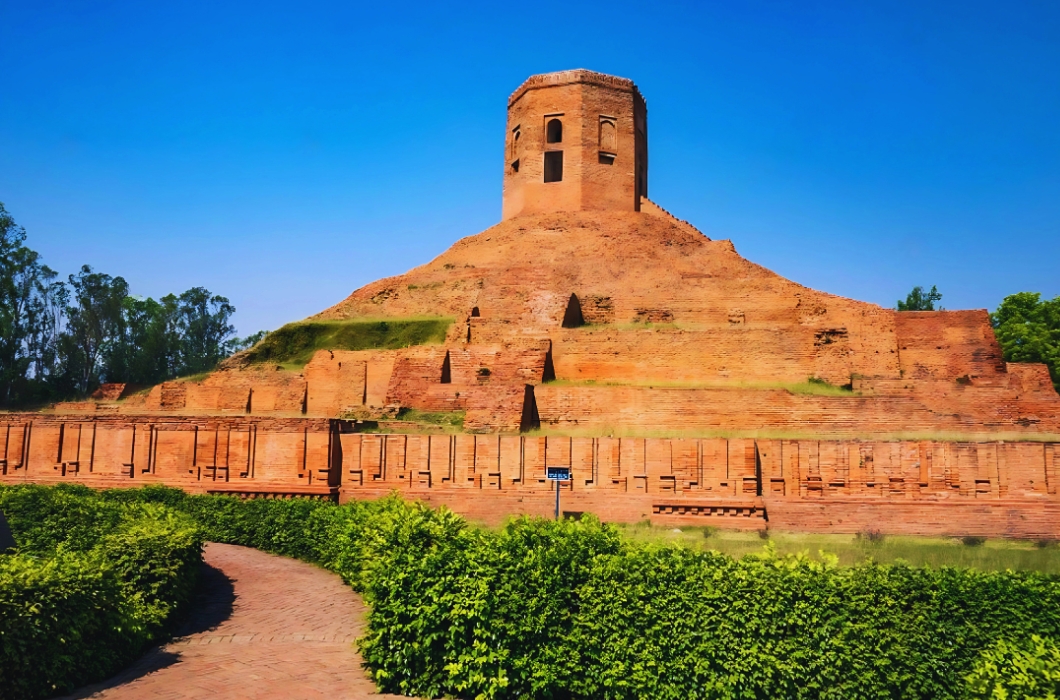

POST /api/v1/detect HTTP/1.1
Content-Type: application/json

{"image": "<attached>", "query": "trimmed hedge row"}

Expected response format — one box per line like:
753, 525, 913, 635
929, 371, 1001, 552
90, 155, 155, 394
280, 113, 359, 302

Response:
0, 485, 202, 700
104, 486, 1060, 700
966, 636, 1060, 699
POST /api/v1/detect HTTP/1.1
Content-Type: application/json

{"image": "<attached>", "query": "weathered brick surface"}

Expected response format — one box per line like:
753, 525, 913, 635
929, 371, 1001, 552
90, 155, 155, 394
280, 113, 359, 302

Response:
534, 383, 1056, 436
0, 414, 344, 498
335, 432, 1060, 537
58, 543, 407, 699
502, 70, 647, 220
3, 414, 1060, 536
301, 204, 1057, 436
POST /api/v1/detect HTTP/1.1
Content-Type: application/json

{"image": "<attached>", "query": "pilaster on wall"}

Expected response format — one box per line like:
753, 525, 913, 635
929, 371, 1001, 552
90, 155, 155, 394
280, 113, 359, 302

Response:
0, 414, 348, 499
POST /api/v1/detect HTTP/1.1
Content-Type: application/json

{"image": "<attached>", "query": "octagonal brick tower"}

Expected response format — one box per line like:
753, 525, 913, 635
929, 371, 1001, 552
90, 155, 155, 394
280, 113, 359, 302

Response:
502, 69, 648, 220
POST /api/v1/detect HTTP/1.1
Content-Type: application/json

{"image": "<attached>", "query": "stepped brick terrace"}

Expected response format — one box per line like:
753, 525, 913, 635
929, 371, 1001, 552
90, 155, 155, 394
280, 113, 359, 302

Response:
3, 69, 1058, 537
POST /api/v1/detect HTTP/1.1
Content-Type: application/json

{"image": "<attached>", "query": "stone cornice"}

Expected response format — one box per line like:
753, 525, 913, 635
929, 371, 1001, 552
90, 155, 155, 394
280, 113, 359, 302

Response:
508, 69, 644, 107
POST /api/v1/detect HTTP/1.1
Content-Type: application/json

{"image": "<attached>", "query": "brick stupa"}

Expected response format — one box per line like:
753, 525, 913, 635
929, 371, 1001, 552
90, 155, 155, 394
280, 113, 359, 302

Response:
203, 68, 1056, 437
3, 70, 1059, 536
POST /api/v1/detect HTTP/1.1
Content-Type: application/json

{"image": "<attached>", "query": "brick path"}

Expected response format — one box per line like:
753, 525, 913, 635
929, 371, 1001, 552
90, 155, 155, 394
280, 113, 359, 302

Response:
62, 543, 410, 699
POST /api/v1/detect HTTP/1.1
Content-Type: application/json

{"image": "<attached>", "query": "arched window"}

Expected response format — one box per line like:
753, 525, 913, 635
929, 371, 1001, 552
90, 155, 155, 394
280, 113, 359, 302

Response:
510, 127, 520, 160
546, 118, 562, 143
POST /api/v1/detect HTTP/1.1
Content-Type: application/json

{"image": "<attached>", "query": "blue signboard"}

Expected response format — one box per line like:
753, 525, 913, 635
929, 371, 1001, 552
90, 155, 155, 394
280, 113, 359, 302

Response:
546, 466, 571, 481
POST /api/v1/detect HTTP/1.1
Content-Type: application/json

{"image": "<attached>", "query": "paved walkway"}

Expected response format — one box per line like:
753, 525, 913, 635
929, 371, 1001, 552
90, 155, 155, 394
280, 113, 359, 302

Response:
63, 543, 409, 699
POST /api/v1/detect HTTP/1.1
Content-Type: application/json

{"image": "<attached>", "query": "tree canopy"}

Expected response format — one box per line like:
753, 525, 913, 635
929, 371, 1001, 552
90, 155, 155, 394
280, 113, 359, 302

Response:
897, 285, 943, 311
992, 292, 1060, 393
0, 202, 263, 407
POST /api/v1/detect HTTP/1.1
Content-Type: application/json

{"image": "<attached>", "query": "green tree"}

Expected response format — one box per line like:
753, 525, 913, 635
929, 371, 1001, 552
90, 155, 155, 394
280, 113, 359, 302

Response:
174, 287, 236, 374
897, 285, 943, 311
65, 266, 129, 393
0, 203, 65, 405
229, 330, 267, 353
102, 295, 181, 385
0, 203, 244, 403
992, 292, 1060, 393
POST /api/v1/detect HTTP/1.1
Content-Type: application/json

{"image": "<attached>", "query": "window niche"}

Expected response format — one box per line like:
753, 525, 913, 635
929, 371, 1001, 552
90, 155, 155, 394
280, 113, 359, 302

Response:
599, 118, 617, 151
562, 293, 585, 328
440, 350, 452, 384
546, 118, 563, 143
509, 126, 521, 161
519, 385, 541, 432
544, 151, 563, 183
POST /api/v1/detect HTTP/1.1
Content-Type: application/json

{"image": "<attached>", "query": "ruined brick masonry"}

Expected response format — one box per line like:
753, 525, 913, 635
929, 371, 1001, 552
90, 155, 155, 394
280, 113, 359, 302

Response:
4, 69, 1058, 537
3, 414, 1060, 538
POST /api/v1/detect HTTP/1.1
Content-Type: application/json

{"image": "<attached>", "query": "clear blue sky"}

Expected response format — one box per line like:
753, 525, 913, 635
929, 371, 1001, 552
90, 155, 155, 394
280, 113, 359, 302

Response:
2, 0, 1057, 336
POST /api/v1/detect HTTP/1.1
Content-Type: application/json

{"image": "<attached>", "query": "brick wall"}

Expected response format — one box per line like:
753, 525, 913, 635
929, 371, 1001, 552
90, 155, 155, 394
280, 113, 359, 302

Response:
334, 431, 1060, 536
0, 414, 344, 498
4, 414, 1059, 537
534, 383, 1060, 436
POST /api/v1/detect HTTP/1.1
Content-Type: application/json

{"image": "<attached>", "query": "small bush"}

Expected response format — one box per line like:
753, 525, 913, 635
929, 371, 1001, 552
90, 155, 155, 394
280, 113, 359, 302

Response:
856, 528, 886, 544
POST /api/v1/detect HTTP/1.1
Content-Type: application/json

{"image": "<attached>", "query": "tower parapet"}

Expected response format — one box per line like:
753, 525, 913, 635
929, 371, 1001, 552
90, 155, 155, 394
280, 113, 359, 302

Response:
502, 69, 647, 220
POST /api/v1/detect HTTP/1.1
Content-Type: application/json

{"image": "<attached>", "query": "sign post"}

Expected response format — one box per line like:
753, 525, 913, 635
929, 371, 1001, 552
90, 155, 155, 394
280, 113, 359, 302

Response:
545, 466, 571, 520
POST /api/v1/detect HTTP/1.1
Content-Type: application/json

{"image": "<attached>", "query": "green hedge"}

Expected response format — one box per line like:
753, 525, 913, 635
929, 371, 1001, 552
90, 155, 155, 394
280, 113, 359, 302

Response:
0, 485, 202, 700
102, 486, 1060, 700
966, 635, 1060, 699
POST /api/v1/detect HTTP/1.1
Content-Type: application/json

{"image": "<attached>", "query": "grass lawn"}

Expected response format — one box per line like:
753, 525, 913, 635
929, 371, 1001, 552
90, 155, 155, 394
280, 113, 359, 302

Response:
615, 521, 1060, 573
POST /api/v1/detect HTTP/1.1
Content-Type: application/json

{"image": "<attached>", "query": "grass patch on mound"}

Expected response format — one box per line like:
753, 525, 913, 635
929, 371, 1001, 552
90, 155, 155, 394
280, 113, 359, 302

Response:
340, 408, 467, 433
242, 317, 452, 367
394, 408, 465, 428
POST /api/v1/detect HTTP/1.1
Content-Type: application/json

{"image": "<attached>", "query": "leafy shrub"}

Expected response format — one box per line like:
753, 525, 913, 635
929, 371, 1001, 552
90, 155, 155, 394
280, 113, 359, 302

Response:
856, 528, 886, 543
0, 485, 202, 700
966, 636, 1060, 699
98, 487, 1060, 700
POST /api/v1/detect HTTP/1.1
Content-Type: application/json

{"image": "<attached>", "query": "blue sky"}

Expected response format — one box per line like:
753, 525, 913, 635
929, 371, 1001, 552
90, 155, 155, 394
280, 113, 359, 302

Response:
2, 0, 1057, 336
